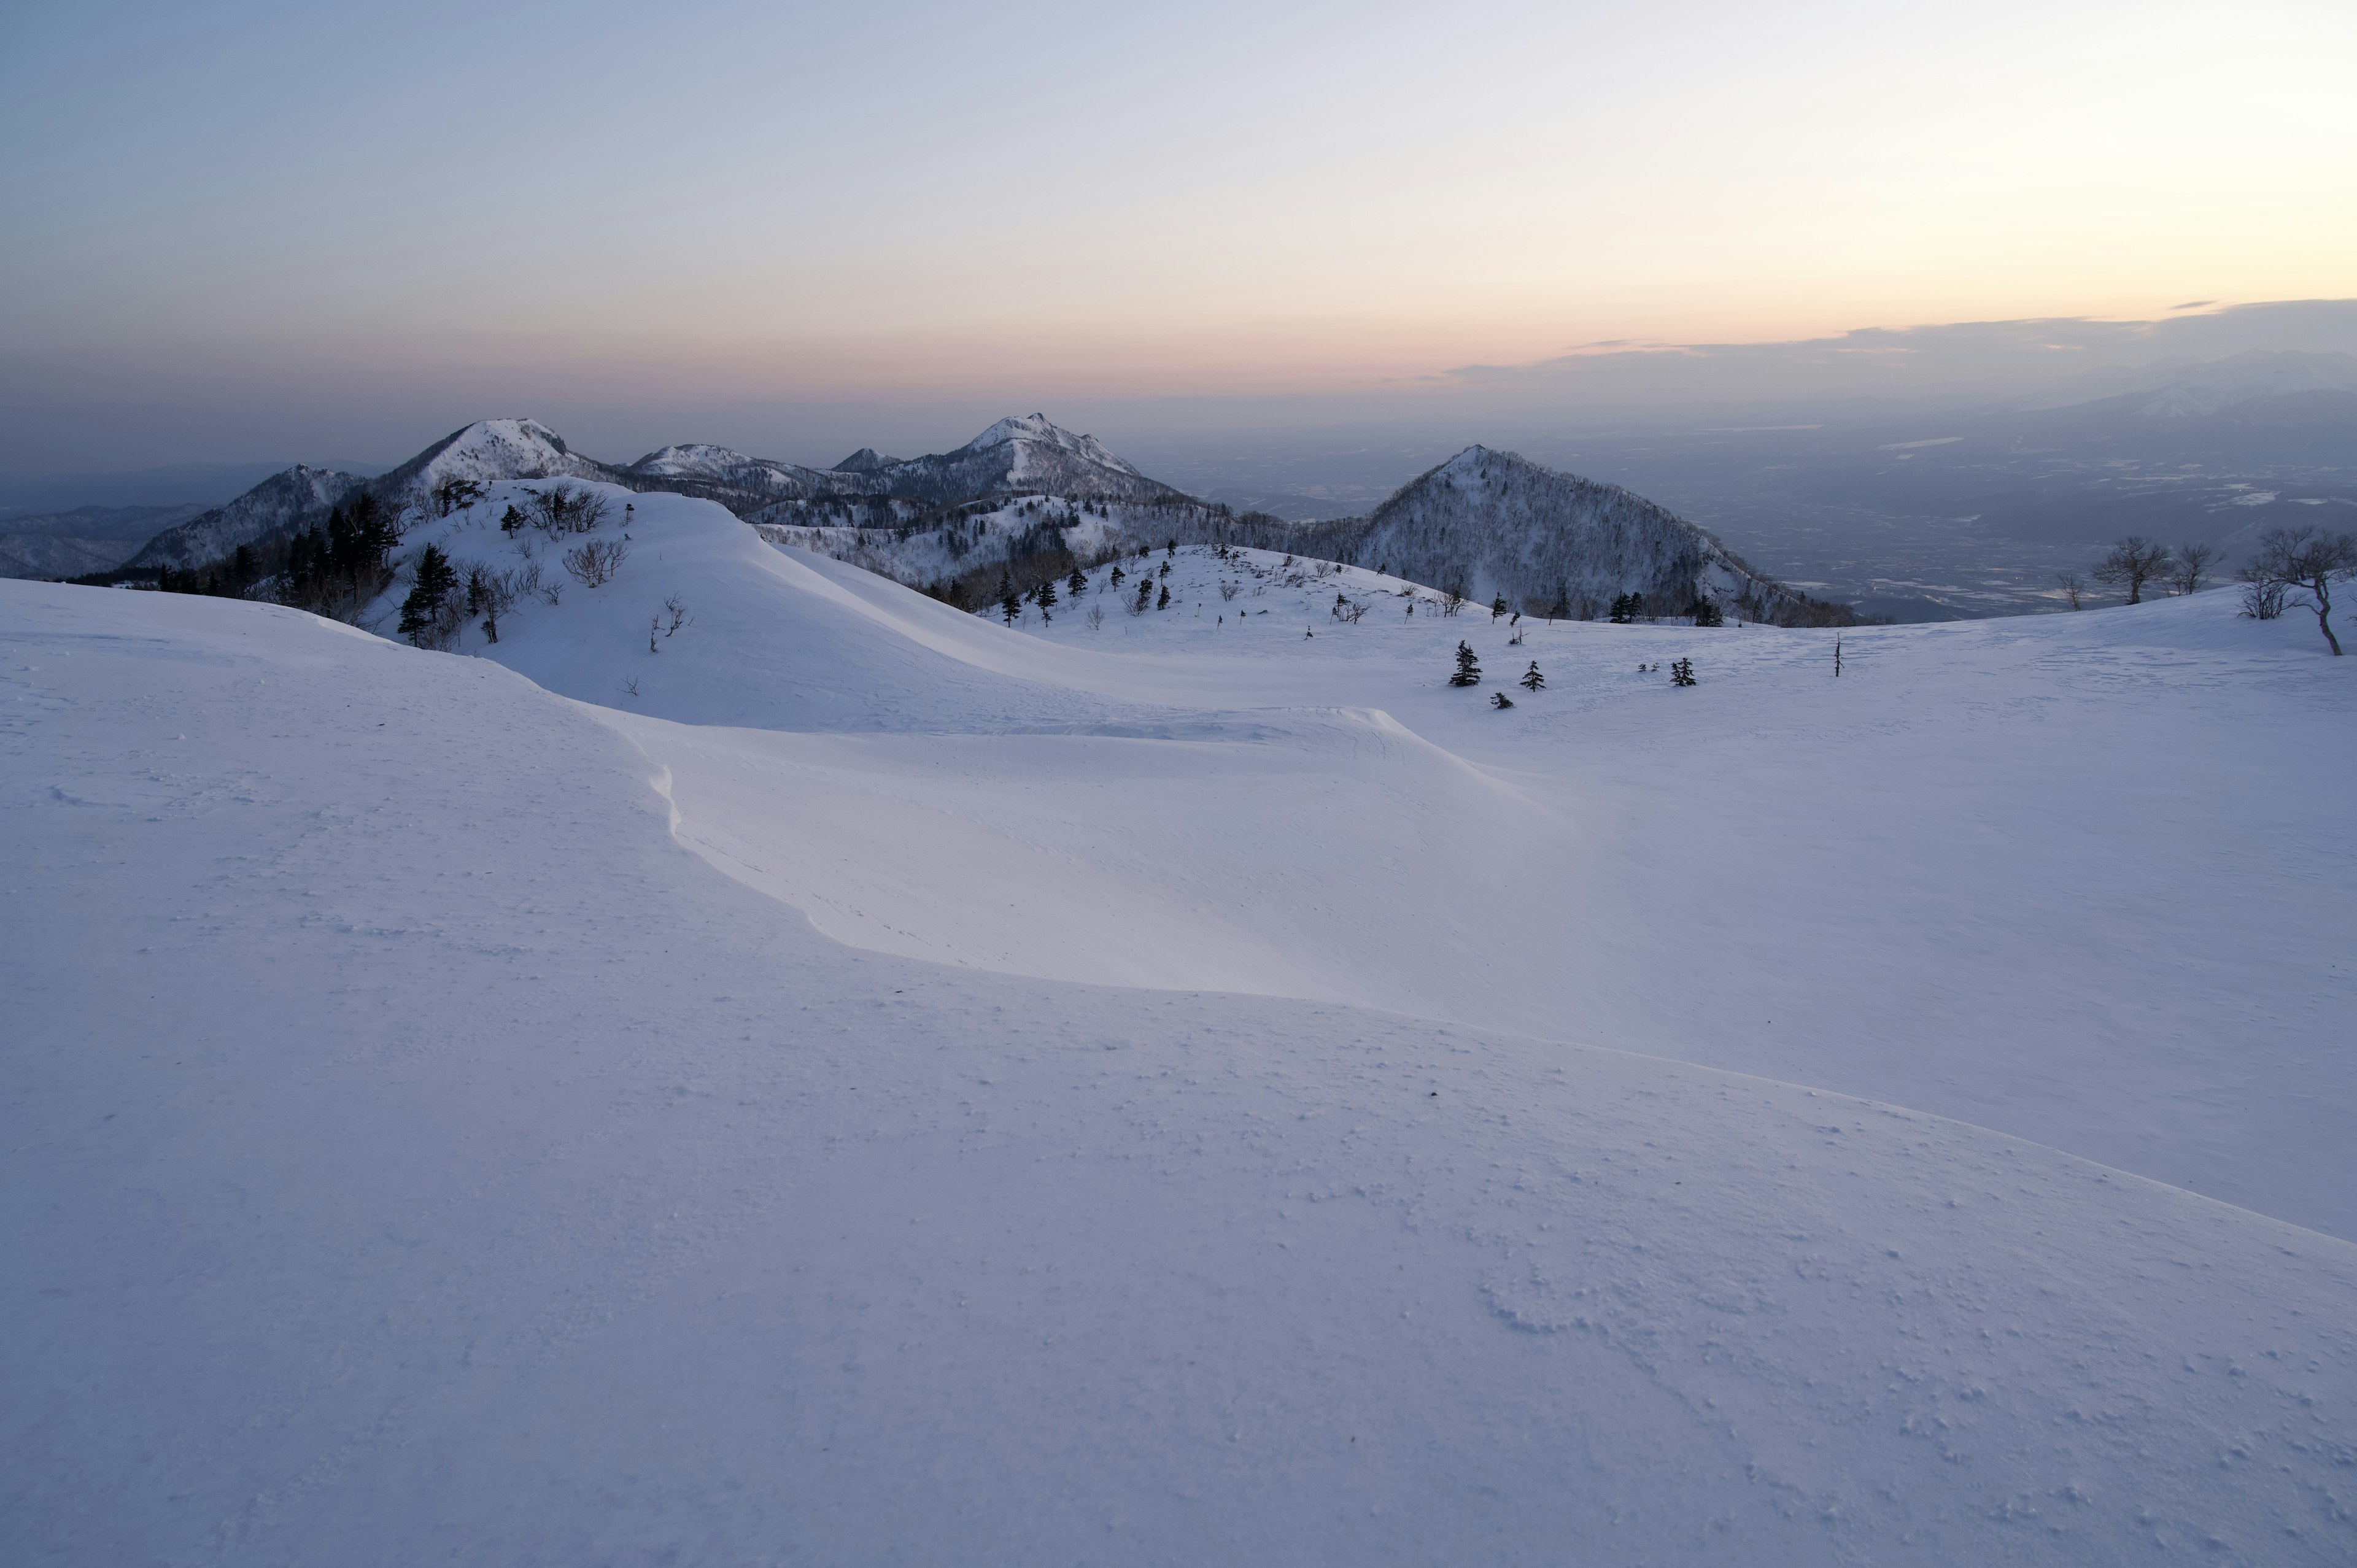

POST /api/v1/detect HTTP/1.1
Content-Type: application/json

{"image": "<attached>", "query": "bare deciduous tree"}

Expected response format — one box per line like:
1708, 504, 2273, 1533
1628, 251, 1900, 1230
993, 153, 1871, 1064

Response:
2090, 536, 2172, 604
2053, 572, 2084, 611
562, 538, 629, 588
2170, 543, 2215, 596
2242, 526, 2357, 654
661, 595, 692, 636
530, 485, 613, 536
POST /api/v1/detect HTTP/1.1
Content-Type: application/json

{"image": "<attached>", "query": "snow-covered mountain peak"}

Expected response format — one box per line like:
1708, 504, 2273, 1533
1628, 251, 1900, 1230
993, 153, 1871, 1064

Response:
376, 417, 611, 507
832, 447, 903, 473
958, 413, 1143, 476
1432, 445, 1509, 481
627, 443, 755, 478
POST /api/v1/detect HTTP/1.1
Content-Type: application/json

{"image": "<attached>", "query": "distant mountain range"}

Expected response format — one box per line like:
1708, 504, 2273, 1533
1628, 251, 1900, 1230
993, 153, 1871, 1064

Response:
43, 412, 1856, 623
0, 503, 208, 579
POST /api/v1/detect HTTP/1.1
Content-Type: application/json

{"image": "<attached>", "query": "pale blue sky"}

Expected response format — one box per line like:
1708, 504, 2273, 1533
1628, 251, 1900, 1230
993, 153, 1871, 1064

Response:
3, 0, 2352, 469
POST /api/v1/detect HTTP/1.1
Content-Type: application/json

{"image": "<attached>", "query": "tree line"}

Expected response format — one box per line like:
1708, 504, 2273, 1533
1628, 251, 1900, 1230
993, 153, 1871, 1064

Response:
2059, 530, 2356, 654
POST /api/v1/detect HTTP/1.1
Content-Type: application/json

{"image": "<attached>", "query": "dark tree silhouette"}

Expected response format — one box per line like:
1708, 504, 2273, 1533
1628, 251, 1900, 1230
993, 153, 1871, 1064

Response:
398, 544, 458, 647
2243, 527, 2357, 654
2092, 536, 2172, 604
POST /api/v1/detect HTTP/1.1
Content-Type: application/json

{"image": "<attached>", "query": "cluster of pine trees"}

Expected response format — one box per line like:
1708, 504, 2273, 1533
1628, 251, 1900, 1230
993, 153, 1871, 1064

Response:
281, 494, 400, 615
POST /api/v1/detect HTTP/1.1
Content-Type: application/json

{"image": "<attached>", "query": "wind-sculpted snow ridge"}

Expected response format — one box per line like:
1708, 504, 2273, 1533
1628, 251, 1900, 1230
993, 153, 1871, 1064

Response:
7, 577, 2355, 1566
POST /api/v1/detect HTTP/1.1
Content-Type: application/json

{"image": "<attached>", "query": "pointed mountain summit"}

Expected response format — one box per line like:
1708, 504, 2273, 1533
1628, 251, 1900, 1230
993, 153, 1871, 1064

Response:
854, 414, 1179, 505
374, 418, 615, 507
832, 447, 903, 474
115, 420, 615, 581
1343, 446, 1822, 622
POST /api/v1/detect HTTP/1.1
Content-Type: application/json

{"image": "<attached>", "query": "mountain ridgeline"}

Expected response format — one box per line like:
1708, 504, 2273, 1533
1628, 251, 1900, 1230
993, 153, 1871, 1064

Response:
85, 414, 1856, 626
1154, 447, 1841, 626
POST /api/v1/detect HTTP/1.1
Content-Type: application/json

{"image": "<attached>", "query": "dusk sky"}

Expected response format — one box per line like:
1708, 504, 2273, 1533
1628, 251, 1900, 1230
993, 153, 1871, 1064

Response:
4, 0, 2353, 470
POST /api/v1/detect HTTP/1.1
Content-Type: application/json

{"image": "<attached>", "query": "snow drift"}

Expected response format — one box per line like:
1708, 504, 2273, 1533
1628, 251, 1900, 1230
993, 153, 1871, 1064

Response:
6, 576, 2354, 1566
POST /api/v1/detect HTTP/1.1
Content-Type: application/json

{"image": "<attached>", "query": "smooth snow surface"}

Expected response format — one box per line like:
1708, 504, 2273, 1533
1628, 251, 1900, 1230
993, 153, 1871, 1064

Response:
382, 485, 2357, 1237
7, 490, 2355, 1564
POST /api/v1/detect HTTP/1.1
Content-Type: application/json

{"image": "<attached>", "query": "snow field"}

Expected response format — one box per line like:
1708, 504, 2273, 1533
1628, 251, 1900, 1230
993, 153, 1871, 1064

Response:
381, 487, 2357, 1237
6, 580, 2355, 1565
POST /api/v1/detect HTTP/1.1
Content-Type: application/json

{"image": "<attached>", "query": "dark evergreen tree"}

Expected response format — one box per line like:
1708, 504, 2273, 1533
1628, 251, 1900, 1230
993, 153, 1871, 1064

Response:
1110, 563, 1126, 587
1067, 565, 1087, 597
1670, 657, 1697, 687
1490, 595, 1507, 620
1549, 582, 1571, 620
1037, 576, 1058, 608
1609, 593, 1633, 624
1490, 690, 1514, 709
1156, 583, 1171, 609
1520, 661, 1544, 691
999, 577, 1021, 625
397, 544, 457, 647
1134, 577, 1152, 612
1449, 641, 1481, 687
1691, 597, 1724, 627
501, 504, 525, 533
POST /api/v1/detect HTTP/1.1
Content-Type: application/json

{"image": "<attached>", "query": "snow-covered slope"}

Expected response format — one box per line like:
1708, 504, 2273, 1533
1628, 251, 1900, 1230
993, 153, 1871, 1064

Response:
868, 411, 1180, 504
1171, 446, 1840, 623
370, 487, 2357, 1241
751, 412, 1183, 518
123, 463, 369, 571
371, 417, 616, 510
619, 442, 859, 509
767, 442, 1852, 625
1344, 446, 1820, 619
7, 576, 2354, 1566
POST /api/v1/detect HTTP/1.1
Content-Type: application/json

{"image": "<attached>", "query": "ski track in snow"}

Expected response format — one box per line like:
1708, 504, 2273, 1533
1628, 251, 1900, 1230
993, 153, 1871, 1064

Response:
4, 482, 2354, 1566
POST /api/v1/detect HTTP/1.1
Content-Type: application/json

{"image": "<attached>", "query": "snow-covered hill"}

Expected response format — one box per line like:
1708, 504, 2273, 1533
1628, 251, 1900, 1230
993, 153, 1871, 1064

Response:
772, 444, 1856, 625
110, 415, 1848, 625
123, 463, 370, 571
361, 483, 2357, 1235
371, 416, 616, 508
1247, 444, 1835, 622
745, 412, 1185, 520
7, 570, 2354, 1566
618, 441, 861, 511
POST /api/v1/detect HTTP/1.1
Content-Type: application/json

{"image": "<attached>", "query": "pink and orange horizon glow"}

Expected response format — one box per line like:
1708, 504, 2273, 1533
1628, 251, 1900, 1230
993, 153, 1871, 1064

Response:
4, 0, 2353, 468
